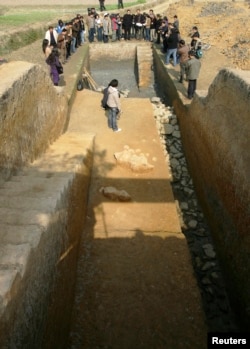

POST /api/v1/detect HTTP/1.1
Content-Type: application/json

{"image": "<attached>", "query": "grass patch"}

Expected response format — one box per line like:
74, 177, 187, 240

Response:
0, 27, 45, 55
0, 0, 146, 55
0, 0, 146, 30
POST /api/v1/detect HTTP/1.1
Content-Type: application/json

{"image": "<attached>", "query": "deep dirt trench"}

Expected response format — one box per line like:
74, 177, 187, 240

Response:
65, 90, 207, 349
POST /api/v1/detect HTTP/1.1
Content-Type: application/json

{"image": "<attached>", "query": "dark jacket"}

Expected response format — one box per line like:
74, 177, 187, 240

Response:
166, 29, 179, 49
123, 13, 133, 27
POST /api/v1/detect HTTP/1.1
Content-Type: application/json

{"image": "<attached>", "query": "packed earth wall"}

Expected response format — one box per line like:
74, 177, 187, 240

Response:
153, 49, 250, 328
0, 56, 92, 348
0, 61, 68, 181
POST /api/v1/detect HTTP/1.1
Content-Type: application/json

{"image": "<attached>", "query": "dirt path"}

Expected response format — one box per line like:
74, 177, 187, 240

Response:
67, 90, 207, 349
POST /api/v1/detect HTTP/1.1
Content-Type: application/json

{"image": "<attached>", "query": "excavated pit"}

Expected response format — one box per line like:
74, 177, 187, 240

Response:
90, 59, 155, 98
0, 42, 248, 348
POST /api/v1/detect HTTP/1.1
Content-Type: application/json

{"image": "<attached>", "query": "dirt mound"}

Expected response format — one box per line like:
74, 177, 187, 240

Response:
166, 1, 250, 70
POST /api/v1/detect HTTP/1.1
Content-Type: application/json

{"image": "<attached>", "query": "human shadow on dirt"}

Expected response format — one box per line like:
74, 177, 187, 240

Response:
69, 226, 207, 349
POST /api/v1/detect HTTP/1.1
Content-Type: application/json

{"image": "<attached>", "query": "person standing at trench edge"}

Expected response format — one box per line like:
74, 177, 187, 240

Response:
186, 50, 201, 99
106, 79, 122, 132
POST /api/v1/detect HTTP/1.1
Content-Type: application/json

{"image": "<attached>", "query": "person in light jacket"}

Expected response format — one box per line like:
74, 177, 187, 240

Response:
45, 26, 58, 48
186, 50, 201, 99
107, 79, 122, 132
102, 13, 111, 43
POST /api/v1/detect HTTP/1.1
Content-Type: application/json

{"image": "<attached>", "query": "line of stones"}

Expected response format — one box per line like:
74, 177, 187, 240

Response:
151, 97, 239, 332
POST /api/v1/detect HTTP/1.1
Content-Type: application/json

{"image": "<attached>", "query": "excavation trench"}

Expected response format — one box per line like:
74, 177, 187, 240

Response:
0, 42, 246, 348
44, 44, 208, 348
66, 45, 238, 349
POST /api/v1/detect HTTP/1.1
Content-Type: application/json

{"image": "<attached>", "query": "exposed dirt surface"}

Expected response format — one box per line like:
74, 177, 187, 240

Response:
166, 0, 250, 71
67, 90, 207, 349
1, 1, 249, 347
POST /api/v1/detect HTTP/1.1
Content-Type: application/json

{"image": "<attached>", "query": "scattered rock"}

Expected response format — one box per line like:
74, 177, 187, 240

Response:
152, 98, 238, 332
99, 186, 131, 202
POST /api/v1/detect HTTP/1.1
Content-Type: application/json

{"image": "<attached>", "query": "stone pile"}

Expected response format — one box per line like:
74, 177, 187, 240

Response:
199, 2, 243, 17
151, 97, 239, 331
114, 145, 154, 173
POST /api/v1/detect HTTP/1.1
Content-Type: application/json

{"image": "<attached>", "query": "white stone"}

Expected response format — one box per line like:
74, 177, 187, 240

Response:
114, 147, 154, 173
151, 97, 161, 103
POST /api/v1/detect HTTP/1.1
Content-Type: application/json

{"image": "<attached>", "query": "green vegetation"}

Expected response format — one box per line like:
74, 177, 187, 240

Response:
0, 0, 146, 30
0, 0, 146, 55
0, 27, 45, 55
0, 11, 58, 28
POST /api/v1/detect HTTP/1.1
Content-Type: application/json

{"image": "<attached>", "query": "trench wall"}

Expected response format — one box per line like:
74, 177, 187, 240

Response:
0, 51, 91, 348
89, 42, 153, 88
0, 61, 68, 181
154, 48, 250, 328
0, 41, 249, 346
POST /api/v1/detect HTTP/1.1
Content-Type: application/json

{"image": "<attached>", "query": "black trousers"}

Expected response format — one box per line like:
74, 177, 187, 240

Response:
188, 79, 197, 99
99, 1, 106, 11
124, 27, 131, 40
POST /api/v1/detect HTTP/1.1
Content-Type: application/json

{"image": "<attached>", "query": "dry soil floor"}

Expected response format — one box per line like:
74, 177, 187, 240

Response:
67, 90, 207, 349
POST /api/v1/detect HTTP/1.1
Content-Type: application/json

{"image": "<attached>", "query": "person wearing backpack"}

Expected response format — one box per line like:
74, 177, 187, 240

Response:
106, 79, 122, 132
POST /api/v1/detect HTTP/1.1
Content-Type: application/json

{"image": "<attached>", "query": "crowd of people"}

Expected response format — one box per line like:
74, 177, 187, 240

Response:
42, 7, 202, 98
84, 8, 180, 44
42, 14, 85, 85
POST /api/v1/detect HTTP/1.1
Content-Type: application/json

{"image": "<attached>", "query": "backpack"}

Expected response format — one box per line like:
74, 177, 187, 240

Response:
77, 79, 84, 91
195, 49, 203, 59
101, 87, 109, 109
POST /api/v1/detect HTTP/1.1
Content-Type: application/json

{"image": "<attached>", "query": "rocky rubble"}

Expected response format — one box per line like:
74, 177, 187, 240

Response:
199, 2, 244, 17
151, 96, 239, 331
114, 145, 154, 173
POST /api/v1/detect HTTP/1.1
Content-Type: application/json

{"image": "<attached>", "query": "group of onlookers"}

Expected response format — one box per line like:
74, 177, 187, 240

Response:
42, 14, 85, 85
85, 8, 201, 99
85, 8, 180, 44
42, 7, 202, 99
